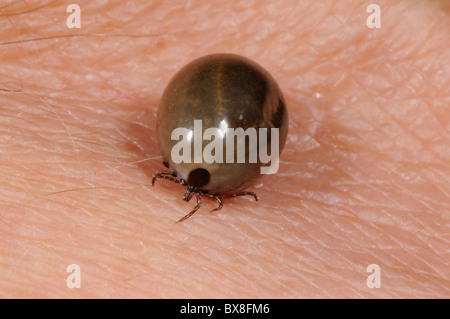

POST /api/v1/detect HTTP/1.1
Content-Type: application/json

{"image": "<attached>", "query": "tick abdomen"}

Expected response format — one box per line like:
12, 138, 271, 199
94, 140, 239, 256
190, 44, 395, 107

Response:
157, 53, 288, 194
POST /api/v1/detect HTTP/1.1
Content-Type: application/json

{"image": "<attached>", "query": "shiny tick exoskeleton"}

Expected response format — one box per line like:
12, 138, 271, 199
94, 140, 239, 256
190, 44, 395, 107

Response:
153, 53, 288, 222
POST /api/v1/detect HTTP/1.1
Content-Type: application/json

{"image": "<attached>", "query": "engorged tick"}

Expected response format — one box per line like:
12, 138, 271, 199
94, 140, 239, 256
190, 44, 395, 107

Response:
153, 53, 288, 222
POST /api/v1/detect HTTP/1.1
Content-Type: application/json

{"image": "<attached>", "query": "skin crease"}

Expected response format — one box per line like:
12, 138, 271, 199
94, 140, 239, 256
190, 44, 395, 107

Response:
0, 0, 449, 298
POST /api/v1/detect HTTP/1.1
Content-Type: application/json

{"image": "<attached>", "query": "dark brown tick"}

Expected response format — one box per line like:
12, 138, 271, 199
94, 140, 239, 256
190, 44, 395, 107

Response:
153, 53, 288, 222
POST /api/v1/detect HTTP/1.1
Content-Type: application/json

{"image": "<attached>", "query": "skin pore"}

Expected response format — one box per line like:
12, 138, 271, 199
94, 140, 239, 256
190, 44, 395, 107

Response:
0, 0, 449, 298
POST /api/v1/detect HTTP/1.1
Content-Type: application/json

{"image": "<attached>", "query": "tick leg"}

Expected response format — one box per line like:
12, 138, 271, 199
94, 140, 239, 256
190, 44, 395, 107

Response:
183, 189, 194, 202
152, 170, 178, 186
196, 192, 223, 212
206, 194, 223, 212
177, 192, 202, 223
223, 191, 258, 202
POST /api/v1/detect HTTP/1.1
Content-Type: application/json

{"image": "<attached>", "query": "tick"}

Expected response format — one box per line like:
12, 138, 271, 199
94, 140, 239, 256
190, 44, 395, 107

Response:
153, 53, 288, 222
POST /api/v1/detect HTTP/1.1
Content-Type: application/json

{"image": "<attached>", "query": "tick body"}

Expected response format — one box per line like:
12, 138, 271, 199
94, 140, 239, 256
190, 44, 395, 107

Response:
154, 53, 288, 221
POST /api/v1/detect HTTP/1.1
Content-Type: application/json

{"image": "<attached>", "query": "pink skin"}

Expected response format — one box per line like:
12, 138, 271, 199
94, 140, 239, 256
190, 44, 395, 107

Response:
0, 0, 449, 298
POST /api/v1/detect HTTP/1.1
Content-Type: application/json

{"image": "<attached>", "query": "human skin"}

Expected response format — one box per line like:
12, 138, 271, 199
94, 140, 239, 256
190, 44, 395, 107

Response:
0, 0, 449, 298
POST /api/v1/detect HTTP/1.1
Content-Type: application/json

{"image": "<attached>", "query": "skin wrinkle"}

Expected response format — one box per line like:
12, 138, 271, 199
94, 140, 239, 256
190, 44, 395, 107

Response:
0, 0, 59, 16
1, 0, 449, 298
